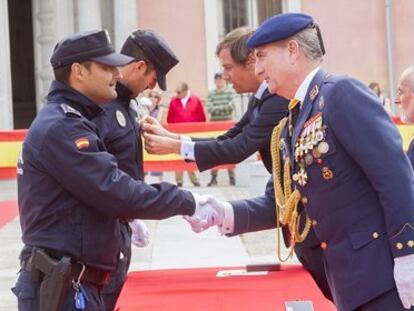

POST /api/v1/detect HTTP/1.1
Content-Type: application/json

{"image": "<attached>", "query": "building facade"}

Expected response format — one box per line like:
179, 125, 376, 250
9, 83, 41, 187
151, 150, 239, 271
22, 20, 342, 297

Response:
0, 0, 412, 129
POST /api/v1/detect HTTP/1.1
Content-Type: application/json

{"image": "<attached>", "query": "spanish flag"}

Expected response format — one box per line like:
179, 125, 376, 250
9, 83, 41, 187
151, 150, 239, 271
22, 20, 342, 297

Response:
75, 137, 90, 150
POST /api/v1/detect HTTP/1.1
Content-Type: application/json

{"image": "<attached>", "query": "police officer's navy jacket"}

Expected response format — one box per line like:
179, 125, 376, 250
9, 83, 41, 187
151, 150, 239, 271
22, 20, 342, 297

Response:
194, 88, 288, 173
17, 81, 195, 271
93, 83, 144, 181
230, 69, 414, 311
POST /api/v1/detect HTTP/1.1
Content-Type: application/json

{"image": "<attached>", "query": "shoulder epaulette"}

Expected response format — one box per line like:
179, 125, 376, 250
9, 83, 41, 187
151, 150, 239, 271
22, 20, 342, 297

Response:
60, 104, 82, 117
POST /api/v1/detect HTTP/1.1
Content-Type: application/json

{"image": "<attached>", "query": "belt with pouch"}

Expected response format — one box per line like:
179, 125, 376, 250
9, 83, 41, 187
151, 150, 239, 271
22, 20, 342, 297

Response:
21, 250, 110, 286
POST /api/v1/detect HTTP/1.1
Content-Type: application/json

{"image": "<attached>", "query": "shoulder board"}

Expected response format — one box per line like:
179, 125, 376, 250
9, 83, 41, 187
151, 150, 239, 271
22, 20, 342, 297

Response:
60, 104, 82, 117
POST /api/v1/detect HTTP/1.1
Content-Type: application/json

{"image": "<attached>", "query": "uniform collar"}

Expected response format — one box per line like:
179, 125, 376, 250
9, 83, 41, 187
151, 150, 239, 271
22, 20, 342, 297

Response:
255, 81, 268, 99
294, 66, 320, 104
116, 82, 134, 101
47, 80, 103, 119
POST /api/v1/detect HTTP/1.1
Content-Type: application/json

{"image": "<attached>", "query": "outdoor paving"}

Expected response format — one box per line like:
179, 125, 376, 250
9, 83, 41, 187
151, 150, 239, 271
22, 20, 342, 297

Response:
0, 169, 296, 310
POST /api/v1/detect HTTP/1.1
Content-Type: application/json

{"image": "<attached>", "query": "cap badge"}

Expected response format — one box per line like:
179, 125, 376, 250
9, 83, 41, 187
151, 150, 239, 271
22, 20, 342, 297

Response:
116, 110, 126, 127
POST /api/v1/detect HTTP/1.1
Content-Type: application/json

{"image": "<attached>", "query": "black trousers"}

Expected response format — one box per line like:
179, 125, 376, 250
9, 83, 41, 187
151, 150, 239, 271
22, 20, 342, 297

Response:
293, 228, 333, 301
12, 270, 105, 310
101, 223, 132, 311
355, 288, 414, 311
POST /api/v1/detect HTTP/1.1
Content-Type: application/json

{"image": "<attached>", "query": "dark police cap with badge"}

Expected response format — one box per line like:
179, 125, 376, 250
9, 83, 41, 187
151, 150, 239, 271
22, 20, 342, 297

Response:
50, 30, 134, 69
247, 13, 325, 54
123, 29, 179, 90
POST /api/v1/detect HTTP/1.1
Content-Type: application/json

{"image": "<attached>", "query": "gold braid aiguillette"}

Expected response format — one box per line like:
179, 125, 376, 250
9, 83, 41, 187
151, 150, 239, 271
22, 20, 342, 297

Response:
270, 117, 312, 262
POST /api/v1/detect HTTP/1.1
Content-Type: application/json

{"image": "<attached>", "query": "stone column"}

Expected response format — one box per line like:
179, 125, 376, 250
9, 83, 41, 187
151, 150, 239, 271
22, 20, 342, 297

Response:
0, 0, 13, 129
76, 0, 102, 31
113, 0, 138, 50
203, 0, 221, 91
32, 0, 74, 111
282, 0, 301, 12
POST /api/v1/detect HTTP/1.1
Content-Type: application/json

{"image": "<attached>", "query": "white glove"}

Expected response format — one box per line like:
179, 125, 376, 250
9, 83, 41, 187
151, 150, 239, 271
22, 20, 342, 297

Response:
129, 219, 150, 247
394, 254, 414, 309
186, 194, 227, 233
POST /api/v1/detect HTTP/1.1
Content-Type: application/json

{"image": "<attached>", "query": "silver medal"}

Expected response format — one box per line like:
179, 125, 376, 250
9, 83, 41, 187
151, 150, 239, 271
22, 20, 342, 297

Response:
318, 141, 330, 154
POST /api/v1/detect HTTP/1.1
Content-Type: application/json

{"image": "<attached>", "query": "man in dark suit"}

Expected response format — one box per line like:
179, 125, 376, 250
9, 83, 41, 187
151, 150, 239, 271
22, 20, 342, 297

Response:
143, 26, 332, 301
192, 13, 414, 311
395, 65, 414, 168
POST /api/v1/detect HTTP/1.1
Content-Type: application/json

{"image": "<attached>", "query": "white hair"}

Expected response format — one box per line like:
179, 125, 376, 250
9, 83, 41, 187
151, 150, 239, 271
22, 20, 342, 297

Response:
291, 27, 324, 63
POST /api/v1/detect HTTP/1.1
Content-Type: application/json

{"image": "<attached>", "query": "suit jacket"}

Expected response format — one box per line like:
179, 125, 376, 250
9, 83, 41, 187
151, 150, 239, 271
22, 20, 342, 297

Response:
194, 89, 289, 172
407, 139, 414, 169
279, 69, 414, 310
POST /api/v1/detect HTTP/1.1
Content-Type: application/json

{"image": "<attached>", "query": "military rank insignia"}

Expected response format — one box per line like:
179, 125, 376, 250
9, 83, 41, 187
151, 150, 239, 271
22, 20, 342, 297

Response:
75, 137, 90, 150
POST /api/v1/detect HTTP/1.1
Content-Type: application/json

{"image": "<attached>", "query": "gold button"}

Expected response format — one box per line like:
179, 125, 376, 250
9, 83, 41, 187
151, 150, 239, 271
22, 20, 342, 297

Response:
407, 240, 414, 248
396, 242, 404, 250
372, 232, 379, 239
301, 197, 308, 205
311, 219, 318, 227
320, 242, 328, 250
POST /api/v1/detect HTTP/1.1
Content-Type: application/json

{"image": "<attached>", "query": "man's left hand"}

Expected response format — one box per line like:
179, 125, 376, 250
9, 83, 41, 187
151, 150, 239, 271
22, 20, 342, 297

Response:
394, 254, 414, 309
129, 219, 150, 247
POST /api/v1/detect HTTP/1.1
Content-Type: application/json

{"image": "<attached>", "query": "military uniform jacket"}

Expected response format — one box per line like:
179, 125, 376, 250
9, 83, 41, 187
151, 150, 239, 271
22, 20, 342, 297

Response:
17, 81, 195, 271
280, 69, 414, 310
194, 89, 289, 173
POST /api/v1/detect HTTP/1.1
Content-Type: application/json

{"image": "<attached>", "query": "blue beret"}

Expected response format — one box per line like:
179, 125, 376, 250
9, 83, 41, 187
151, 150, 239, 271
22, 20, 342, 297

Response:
123, 30, 179, 91
247, 13, 314, 48
50, 30, 133, 69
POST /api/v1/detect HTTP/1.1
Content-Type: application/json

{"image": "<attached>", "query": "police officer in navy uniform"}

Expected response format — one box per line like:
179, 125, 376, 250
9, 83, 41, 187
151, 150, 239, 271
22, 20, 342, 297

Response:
13, 30, 217, 310
192, 13, 414, 311
92, 29, 179, 310
395, 65, 414, 169
143, 26, 332, 301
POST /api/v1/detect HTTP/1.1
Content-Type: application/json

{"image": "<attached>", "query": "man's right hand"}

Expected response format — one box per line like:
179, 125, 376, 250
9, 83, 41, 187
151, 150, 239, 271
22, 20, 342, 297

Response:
141, 116, 179, 140
143, 132, 181, 155
186, 194, 229, 233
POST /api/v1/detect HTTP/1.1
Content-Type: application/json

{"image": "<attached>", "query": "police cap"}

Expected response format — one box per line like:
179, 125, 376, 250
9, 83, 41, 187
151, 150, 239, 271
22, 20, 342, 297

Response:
247, 13, 314, 48
124, 30, 179, 90
50, 30, 134, 69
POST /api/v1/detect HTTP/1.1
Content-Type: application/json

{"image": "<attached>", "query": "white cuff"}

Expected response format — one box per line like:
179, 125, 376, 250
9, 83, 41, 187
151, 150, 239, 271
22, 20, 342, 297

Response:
394, 253, 414, 264
219, 202, 235, 235
180, 135, 192, 142
180, 140, 195, 160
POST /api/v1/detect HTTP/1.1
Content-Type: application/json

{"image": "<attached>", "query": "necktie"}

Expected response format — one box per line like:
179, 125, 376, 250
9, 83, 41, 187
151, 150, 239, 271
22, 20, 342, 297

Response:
288, 99, 300, 137
249, 95, 259, 120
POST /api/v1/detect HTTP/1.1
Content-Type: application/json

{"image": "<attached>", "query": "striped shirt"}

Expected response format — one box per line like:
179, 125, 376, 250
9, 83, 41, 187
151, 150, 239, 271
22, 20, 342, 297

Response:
206, 86, 235, 121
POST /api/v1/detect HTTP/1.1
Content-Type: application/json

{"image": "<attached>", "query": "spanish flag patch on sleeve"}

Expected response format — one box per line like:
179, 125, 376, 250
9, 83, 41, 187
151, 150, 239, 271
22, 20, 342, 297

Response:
75, 137, 90, 150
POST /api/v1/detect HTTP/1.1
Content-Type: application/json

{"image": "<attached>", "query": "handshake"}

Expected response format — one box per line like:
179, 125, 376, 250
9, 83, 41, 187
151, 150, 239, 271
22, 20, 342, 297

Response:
129, 195, 231, 248
185, 194, 232, 234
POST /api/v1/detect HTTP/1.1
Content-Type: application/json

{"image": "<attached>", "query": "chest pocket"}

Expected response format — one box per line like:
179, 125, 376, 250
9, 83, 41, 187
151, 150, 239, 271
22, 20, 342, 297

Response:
295, 124, 339, 188
105, 124, 135, 156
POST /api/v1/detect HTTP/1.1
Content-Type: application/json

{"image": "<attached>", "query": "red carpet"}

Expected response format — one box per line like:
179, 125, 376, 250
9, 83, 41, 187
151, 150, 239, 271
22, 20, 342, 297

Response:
0, 201, 18, 229
115, 265, 336, 311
